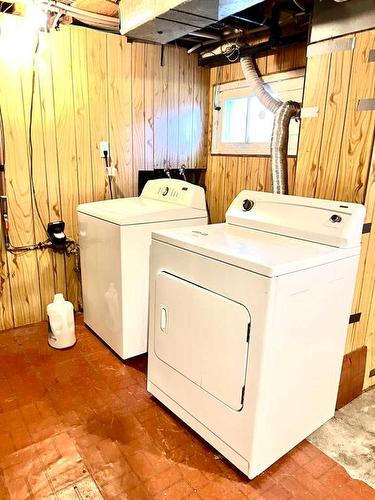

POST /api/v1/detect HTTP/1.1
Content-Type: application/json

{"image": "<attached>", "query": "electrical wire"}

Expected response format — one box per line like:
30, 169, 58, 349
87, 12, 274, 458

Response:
103, 150, 113, 199
213, 64, 223, 111
28, 31, 49, 237
1, 2, 14, 14
223, 43, 240, 62
292, 0, 306, 12
108, 176, 113, 199
2, 29, 81, 257
6, 237, 51, 255
65, 237, 80, 256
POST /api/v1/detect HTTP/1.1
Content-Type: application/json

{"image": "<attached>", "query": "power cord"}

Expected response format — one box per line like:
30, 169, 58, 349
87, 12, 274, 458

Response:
1, 32, 81, 257
103, 150, 113, 199
29, 31, 49, 237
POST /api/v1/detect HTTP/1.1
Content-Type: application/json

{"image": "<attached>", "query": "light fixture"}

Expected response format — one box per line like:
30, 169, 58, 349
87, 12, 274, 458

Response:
0, 0, 47, 70
22, 0, 48, 31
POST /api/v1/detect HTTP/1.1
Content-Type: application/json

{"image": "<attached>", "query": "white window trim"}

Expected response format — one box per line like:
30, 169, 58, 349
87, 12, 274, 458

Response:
211, 68, 305, 156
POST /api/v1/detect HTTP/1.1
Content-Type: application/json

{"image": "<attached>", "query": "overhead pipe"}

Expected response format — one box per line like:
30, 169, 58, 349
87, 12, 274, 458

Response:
42, 1, 119, 31
188, 31, 221, 41
240, 56, 300, 194
230, 14, 265, 27
48, 0, 119, 24
200, 31, 308, 66
187, 39, 214, 55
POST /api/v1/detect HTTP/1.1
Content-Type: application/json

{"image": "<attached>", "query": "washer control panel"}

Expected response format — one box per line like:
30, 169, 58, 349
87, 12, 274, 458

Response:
140, 179, 206, 210
158, 185, 186, 200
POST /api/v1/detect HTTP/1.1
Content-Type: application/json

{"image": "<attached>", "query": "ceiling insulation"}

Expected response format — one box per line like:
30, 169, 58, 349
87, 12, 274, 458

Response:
71, 0, 118, 17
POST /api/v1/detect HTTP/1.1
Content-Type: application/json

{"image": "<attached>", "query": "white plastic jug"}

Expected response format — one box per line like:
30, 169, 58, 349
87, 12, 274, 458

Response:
47, 294, 76, 349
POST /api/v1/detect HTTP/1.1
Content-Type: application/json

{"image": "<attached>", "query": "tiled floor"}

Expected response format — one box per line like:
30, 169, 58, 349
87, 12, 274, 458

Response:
0, 316, 374, 499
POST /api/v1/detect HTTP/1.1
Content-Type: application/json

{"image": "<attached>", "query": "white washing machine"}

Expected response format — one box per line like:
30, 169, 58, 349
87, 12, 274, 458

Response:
147, 190, 365, 478
77, 179, 207, 360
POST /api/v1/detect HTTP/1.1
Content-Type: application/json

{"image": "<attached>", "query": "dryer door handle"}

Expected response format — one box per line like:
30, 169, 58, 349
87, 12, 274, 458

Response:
160, 305, 168, 333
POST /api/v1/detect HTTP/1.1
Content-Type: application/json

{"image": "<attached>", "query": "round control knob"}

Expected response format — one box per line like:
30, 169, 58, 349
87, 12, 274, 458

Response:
242, 199, 254, 211
161, 187, 169, 196
330, 214, 342, 223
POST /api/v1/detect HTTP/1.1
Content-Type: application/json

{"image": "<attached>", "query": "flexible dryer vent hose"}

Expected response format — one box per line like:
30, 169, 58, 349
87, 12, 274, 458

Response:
240, 58, 281, 114
271, 101, 300, 195
240, 56, 300, 194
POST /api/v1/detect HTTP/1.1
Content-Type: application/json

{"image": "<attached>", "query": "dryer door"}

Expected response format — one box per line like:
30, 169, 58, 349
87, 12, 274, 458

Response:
154, 272, 250, 411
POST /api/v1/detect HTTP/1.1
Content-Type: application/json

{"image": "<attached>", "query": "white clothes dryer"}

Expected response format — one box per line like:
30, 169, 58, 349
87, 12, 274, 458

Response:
147, 190, 365, 478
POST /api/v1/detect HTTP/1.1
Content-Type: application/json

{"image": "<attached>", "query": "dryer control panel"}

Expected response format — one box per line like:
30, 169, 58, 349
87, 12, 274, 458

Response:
140, 179, 206, 210
226, 190, 366, 248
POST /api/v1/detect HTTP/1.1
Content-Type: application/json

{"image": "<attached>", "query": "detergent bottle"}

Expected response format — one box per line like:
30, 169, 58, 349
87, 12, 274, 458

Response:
47, 294, 76, 349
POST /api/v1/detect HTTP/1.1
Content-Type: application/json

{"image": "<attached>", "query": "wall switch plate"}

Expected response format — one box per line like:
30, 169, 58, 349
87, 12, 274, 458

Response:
99, 141, 109, 158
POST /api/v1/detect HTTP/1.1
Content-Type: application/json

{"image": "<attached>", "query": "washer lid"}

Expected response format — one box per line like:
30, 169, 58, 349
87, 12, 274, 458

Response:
77, 197, 206, 225
152, 223, 360, 277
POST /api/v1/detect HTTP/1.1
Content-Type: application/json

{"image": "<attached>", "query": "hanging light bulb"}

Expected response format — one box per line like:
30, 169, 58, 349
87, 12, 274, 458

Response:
24, 0, 48, 31
0, 0, 47, 70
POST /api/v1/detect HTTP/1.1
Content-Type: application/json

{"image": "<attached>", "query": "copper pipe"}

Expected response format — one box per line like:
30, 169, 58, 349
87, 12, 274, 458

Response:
0, 110, 52, 252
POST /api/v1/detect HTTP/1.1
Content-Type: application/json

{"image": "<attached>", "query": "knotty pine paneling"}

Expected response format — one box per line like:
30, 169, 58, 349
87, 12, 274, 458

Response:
50, 27, 81, 309
107, 34, 133, 199
295, 29, 375, 389
0, 14, 209, 329
37, 30, 67, 299
0, 15, 42, 327
205, 30, 375, 390
205, 43, 307, 223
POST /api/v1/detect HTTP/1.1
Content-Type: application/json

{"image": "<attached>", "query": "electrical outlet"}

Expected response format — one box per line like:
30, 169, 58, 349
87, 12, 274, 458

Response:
99, 141, 109, 158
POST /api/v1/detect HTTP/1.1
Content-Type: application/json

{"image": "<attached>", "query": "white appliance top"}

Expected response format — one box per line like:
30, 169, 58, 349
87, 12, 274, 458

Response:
226, 190, 365, 249
152, 223, 361, 277
152, 191, 365, 277
77, 179, 207, 225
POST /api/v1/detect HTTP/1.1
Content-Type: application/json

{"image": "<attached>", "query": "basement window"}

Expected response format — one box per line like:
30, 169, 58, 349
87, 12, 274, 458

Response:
211, 68, 305, 156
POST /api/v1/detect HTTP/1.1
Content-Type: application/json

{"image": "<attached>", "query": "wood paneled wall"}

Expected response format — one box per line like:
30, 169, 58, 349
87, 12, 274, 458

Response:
295, 30, 375, 389
205, 30, 375, 389
0, 14, 209, 330
205, 43, 307, 223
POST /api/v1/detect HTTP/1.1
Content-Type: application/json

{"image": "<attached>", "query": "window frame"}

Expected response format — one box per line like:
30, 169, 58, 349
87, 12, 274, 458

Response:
211, 68, 305, 156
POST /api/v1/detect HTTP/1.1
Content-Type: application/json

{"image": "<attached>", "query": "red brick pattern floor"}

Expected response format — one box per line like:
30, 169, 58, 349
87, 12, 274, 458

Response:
0, 315, 374, 499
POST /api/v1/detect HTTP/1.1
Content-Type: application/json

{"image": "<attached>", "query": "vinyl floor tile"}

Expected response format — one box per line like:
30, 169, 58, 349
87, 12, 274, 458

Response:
0, 315, 373, 499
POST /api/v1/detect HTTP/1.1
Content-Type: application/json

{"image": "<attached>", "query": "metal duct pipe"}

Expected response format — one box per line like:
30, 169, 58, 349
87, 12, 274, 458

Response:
240, 57, 281, 114
271, 101, 300, 194
240, 56, 300, 194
